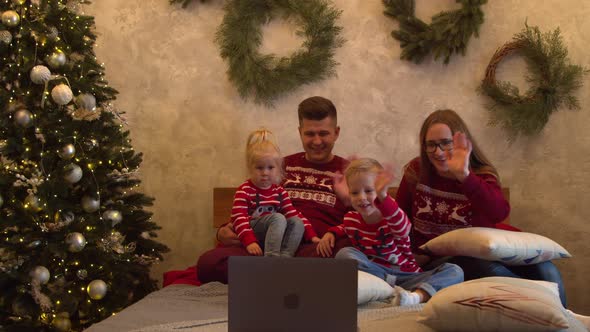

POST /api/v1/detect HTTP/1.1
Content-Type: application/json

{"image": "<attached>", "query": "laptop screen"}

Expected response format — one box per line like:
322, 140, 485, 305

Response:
229, 256, 358, 332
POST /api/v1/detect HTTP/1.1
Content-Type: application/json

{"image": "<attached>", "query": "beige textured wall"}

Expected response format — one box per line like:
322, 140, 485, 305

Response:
86, 1, 590, 313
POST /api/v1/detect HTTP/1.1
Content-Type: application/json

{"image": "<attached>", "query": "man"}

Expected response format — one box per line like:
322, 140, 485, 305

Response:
197, 96, 350, 283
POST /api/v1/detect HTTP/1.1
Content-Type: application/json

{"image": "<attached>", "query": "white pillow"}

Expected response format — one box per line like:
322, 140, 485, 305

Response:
357, 271, 394, 305
418, 277, 569, 332
419, 227, 571, 265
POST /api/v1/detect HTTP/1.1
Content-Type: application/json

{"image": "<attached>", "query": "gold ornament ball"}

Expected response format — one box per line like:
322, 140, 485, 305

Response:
24, 194, 42, 212
0, 30, 12, 44
46, 50, 67, 68
14, 109, 33, 128
58, 143, 76, 160
87, 279, 107, 300
63, 163, 83, 184
52, 314, 72, 332
1, 11, 20, 27
66, 232, 87, 252
30, 265, 50, 284
102, 210, 122, 226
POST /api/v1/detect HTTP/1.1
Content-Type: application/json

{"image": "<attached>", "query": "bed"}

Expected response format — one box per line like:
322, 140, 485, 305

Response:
86, 188, 587, 332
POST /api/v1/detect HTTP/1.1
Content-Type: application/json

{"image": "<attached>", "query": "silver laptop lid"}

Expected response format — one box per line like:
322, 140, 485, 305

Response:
229, 256, 357, 332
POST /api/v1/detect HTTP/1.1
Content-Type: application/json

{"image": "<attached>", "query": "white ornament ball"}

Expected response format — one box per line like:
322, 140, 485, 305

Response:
63, 163, 83, 184
30, 266, 50, 284
58, 143, 75, 160
75, 93, 96, 111
30, 65, 51, 84
14, 109, 33, 128
24, 194, 42, 211
0, 30, 12, 44
46, 50, 66, 68
87, 279, 107, 300
51, 84, 73, 105
103, 210, 122, 226
66, 232, 87, 252
81, 195, 100, 213
1, 11, 20, 27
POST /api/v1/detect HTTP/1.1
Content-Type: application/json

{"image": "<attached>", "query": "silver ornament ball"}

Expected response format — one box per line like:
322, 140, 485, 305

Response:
0, 30, 12, 44
66, 232, 87, 252
63, 163, 83, 184
81, 195, 100, 213
30, 65, 51, 84
51, 84, 73, 105
46, 50, 66, 68
87, 279, 107, 300
30, 265, 50, 284
24, 194, 42, 212
27, 240, 42, 248
46, 26, 59, 41
75, 93, 96, 111
14, 109, 33, 128
103, 210, 122, 226
1, 11, 20, 27
58, 143, 75, 160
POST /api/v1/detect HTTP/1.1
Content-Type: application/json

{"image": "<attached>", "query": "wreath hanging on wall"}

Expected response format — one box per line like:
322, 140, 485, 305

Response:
480, 24, 587, 140
382, 0, 486, 64
215, 0, 344, 105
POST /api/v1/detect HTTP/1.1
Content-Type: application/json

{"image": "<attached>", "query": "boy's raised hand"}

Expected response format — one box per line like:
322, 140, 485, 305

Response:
375, 163, 395, 201
317, 232, 335, 257
246, 242, 263, 256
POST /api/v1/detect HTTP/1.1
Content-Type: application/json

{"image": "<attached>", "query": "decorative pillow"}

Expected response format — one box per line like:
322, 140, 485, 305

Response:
419, 227, 571, 265
357, 271, 394, 305
418, 277, 569, 332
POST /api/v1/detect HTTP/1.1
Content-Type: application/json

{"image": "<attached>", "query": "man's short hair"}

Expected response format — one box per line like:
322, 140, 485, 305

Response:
298, 96, 337, 124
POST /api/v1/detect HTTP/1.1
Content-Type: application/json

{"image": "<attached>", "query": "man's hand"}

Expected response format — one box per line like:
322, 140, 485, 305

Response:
331, 171, 350, 207
317, 232, 335, 257
217, 223, 241, 246
246, 243, 263, 256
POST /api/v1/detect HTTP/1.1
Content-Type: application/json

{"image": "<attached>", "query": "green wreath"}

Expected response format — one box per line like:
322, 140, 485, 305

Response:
216, 0, 344, 105
481, 25, 587, 140
383, 0, 486, 64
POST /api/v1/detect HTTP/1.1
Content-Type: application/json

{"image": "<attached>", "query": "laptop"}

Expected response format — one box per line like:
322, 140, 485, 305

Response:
228, 256, 358, 332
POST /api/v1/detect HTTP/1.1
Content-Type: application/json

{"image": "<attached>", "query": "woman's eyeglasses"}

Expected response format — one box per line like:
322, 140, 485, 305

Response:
425, 139, 453, 153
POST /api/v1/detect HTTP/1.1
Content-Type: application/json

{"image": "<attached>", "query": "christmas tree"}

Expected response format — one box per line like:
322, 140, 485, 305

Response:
0, 1, 169, 330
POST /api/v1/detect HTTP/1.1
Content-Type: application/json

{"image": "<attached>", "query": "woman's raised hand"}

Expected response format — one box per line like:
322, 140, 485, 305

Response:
447, 132, 472, 182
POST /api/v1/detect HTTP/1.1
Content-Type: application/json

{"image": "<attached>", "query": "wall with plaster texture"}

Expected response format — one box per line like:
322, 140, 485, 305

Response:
86, 1, 590, 313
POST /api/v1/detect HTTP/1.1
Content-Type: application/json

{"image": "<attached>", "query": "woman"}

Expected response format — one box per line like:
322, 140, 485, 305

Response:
395, 109, 566, 306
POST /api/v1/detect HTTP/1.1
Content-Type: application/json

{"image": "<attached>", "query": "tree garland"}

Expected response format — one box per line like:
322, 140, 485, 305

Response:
481, 25, 587, 140
215, 0, 344, 105
382, 0, 486, 64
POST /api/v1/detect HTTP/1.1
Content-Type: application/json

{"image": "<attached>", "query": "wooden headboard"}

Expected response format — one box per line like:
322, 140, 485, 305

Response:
213, 187, 510, 228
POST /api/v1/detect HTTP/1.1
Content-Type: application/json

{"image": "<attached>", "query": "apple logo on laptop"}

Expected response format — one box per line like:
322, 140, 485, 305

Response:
283, 293, 299, 309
